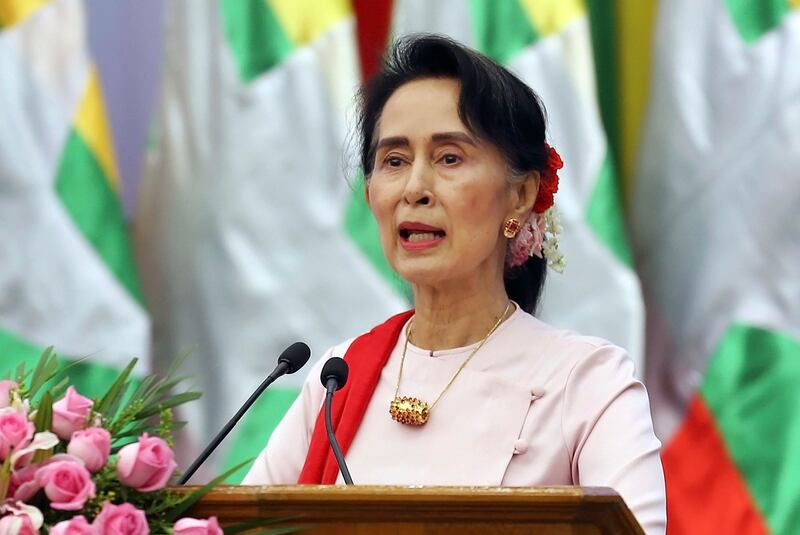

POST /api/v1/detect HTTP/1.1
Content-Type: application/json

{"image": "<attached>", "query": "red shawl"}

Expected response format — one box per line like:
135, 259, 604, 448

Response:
297, 310, 414, 484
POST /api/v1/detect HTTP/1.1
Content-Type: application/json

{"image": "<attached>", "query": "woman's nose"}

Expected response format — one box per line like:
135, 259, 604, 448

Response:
403, 162, 434, 206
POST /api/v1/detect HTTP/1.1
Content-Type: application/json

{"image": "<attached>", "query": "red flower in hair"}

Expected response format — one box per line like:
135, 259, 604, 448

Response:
546, 144, 564, 172
533, 144, 562, 213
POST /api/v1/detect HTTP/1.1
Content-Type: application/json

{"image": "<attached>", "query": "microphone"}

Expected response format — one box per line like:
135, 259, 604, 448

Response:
320, 357, 353, 485
178, 342, 311, 484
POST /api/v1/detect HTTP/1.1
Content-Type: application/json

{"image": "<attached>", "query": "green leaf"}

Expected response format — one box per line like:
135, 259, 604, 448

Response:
166, 458, 253, 522
51, 355, 91, 380
169, 420, 187, 431
151, 376, 192, 395
113, 421, 152, 437
48, 377, 70, 401
139, 348, 194, 407
164, 347, 195, 379
128, 375, 155, 405
109, 421, 155, 447
94, 358, 138, 415
136, 392, 201, 419
104, 381, 134, 423
34, 391, 54, 433
27, 347, 57, 398
140, 376, 191, 407
15, 362, 26, 383
140, 372, 194, 409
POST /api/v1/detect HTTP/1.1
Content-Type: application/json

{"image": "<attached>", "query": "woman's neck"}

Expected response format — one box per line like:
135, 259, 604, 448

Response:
409, 279, 512, 351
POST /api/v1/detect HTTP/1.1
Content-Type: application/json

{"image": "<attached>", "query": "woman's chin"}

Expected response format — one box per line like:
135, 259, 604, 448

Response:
394, 259, 463, 288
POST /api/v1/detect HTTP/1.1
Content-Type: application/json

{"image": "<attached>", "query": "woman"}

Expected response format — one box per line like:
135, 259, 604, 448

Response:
244, 35, 666, 533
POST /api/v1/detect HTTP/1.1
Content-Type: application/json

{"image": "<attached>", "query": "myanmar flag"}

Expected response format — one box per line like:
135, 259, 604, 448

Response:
137, 0, 407, 480
634, 0, 800, 533
0, 0, 149, 392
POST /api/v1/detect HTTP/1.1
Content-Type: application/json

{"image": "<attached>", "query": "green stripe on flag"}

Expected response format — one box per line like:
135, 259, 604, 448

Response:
470, 0, 539, 63
221, 386, 301, 483
55, 129, 144, 304
0, 328, 53, 381
343, 179, 411, 300
0, 327, 130, 401
586, 2, 621, 171
701, 323, 800, 534
220, 0, 294, 82
586, 152, 633, 266
725, 0, 792, 42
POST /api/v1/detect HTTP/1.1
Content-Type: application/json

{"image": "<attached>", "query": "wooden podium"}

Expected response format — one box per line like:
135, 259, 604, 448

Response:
188, 485, 644, 534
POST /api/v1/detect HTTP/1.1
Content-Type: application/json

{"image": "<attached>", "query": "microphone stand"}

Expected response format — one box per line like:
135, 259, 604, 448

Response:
324, 383, 353, 485
178, 365, 287, 484
178, 341, 310, 485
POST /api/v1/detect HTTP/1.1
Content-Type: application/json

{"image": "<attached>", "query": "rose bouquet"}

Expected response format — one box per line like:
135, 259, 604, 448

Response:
0, 349, 287, 534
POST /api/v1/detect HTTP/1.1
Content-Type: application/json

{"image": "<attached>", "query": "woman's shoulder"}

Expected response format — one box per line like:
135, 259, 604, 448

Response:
513, 309, 625, 352
506, 310, 638, 384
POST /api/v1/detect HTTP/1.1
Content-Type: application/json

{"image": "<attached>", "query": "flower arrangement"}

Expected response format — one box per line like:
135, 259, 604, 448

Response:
0, 349, 279, 534
506, 143, 566, 272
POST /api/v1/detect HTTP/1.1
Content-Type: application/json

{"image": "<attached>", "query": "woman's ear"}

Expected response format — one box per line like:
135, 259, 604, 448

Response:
364, 181, 371, 206
509, 171, 540, 218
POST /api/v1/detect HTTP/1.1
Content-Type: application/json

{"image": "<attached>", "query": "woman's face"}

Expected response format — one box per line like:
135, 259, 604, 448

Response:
366, 77, 536, 289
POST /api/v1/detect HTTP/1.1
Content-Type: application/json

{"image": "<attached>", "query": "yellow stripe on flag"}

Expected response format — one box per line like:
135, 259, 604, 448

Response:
0, 0, 49, 27
616, 0, 658, 205
266, 0, 351, 46
74, 67, 121, 191
519, 0, 584, 36
791, 0, 799, 9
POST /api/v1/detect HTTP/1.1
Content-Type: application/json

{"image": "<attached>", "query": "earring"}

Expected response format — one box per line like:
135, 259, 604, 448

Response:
503, 218, 521, 238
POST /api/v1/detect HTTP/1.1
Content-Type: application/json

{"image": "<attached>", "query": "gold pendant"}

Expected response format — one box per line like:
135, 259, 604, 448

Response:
389, 396, 430, 426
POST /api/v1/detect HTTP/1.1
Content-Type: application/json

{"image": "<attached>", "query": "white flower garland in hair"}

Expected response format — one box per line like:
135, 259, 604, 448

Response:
538, 207, 566, 273
506, 207, 565, 273
506, 143, 566, 272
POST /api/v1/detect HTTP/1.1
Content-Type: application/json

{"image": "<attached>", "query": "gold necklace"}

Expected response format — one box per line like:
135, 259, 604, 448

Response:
389, 301, 513, 426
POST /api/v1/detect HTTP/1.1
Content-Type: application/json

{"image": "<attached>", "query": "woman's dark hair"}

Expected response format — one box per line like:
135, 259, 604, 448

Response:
356, 34, 550, 314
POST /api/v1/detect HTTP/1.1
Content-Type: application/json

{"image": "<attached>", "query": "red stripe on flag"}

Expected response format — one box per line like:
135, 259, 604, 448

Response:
353, 0, 393, 81
662, 395, 769, 535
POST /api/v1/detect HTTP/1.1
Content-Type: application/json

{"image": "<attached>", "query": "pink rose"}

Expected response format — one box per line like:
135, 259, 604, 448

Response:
0, 380, 16, 409
35, 458, 96, 510
0, 515, 38, 535
0, 410, 34, 460
173, 517, 223, 535
116, 433, 177, 492
49, 516, 94, 535
67, 427, 111, 472
93, 502, 149, 535
8, 465, 40, 502
51, 387, 93, 440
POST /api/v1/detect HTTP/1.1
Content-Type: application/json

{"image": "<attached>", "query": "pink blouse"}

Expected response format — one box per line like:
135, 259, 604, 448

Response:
243, 306, 666, 534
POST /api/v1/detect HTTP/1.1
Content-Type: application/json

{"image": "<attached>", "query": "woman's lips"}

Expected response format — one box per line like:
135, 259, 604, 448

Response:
398, 222, 446, 251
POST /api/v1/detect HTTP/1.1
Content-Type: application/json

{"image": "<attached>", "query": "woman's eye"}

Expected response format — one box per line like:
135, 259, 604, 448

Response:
441, 154, 460, 165
386, 156, 404, 167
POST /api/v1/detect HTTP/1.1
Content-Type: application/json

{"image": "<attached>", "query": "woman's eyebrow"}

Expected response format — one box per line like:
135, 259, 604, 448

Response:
375, 132, 476, 152
375, 136, 410, 151
431, 132, 477, 146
